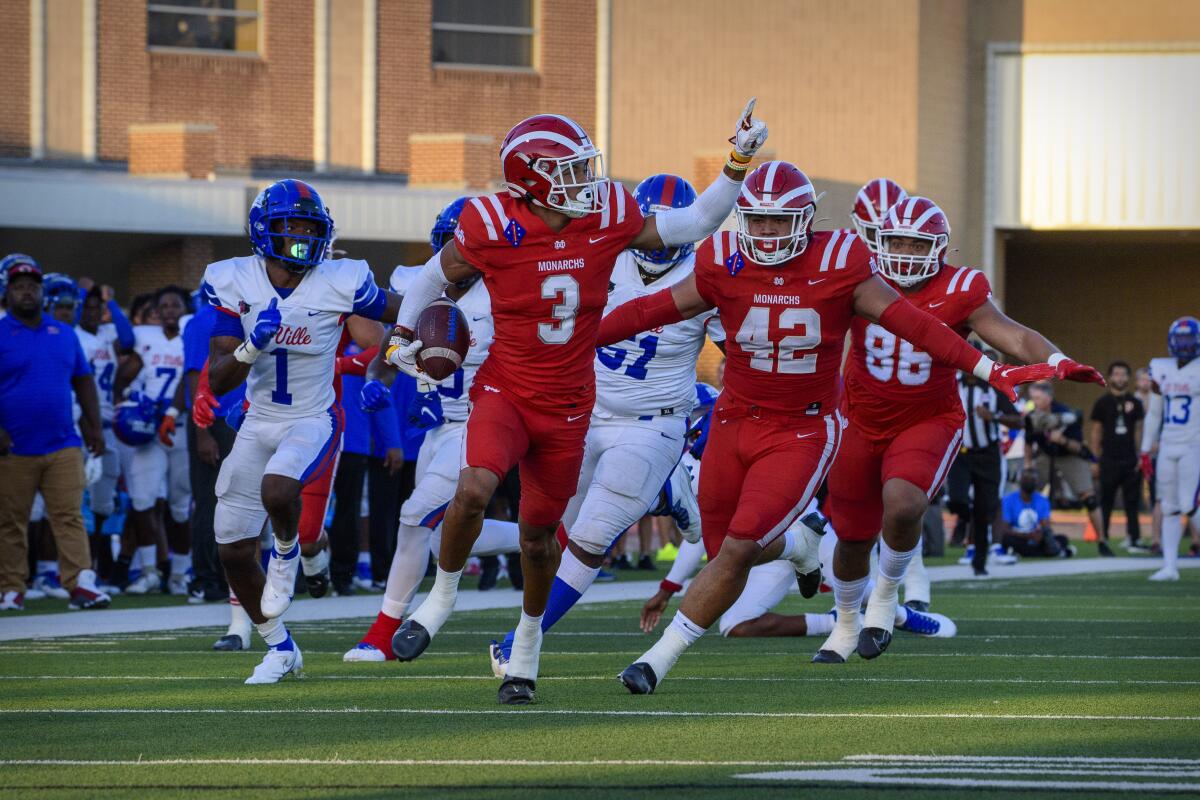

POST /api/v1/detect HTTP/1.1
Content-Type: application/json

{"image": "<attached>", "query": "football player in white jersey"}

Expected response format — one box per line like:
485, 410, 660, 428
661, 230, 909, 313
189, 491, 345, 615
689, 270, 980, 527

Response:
486, 175, 732, 679
344, 198, 521, 662
203, 179, 402, 683
113, 285, 191, 595
1141, 316, 1200, 582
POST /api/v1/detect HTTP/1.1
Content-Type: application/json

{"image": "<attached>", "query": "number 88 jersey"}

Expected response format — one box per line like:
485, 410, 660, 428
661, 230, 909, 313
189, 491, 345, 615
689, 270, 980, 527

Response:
843, 259, 991, 439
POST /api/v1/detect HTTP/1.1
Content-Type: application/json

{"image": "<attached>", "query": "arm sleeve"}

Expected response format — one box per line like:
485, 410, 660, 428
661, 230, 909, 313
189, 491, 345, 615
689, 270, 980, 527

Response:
107, 300, 136, 350
654, 173, 740, 248
211, 311, 245, 340
183, 311, 210, 372
878, 298, 987, 376
395, 250, 449, 331
704, 312, 726, 343
662, 537, 707, 592
1141, 393, 1163, 452
596, 288, 684, 347
350, 263, 388, 320
339, 346, 379, 377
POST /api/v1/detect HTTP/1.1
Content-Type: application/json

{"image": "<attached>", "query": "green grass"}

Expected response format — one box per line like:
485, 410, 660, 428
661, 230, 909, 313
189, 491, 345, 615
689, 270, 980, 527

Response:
1, 569, 1197, 799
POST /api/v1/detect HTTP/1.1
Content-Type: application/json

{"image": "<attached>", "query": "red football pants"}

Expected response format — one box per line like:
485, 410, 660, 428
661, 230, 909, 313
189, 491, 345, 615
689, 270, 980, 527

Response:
464, 385, 590, 527
826, 412, 962, 543
698, 408, 844, 559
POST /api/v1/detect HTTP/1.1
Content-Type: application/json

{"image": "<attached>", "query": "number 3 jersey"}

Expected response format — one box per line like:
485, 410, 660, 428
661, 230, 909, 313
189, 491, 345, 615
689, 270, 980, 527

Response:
594, 251, 723, 419
843, 261, 991, 440
1148, 356, 1200, 447
454, 182, 644, 411
202, 255, 385, 419
692, 229, 873, 415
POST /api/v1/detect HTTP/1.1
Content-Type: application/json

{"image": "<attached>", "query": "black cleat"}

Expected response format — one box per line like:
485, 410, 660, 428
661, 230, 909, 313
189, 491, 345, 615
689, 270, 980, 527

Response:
1097, 540, 1116, 557
212, 634, 247, 652
857, 627, 893, 660
306, 568, 330, 599
797, 568, 822, 599
904, 600, 929, 613
812, 649, 847, 664
391, 620, 431, 662
498, 676, 536, 705
618, 662, 658, 695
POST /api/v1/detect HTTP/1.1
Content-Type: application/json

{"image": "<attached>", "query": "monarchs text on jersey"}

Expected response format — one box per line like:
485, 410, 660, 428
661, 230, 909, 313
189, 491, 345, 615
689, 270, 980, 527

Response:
454, 181, 644, 410
202, 255, 384, 419
692, 229, 874, 415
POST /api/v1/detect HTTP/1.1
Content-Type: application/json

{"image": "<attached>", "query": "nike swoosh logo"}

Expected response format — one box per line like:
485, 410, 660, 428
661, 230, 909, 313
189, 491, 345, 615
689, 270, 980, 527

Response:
307, 310, 322, 316
928, 301, 946, 308
796, 432, 816, 439
472, 316, 487, 322
589, 235, 608, 244
807, 278, 826, 285
567, 414, 587, 422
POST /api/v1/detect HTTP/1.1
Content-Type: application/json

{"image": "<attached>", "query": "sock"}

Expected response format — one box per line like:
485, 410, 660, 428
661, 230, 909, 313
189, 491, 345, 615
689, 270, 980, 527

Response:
409, 566, 463, 636
830, 573, 870, 637
472, 519, 521, 557
506, 611, 545, 681
273, 535, 297, 556
779, 528, 815, 563
256, 617, 291, 650
356, 551, 372, 579
638, 610, 705, 682
1162, 515, 1184, 572
894, 605, 909, 627
227, 596, 252, 637
381, 524, 432, 619
135, 545, 157, 573
876, 540, 917, 594
804, 612, 835, 637
662, 539, 705, 588
501, 547, 600, 658
169, 552, 192, 578
903, 543, 930, 605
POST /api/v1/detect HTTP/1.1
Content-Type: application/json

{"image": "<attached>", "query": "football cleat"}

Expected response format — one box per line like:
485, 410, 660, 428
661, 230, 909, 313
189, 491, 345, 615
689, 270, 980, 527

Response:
244, 641, 303, 684
343, 643, 388, 662
813, 618, 860, 664
305, 568, 330, 599
68, 586, 111, 611
498, 676, 536, 705
797, 568, 822, 600
788, 513, 825, 597
32, 572, 70, 600
1149, 567, 1180, 582
0, 591, 25, 611
903, 599, 930, 613
124, 570, 161, 595
618, 662, 658, 695
260, 545, 300, 619
302, 544, 331, 598
857, 628, 893, 660
859, 578, 900, 659
167, 574, 190, 596
391, 619, 431, 662
897, 609, 957, 638
489, 640, 509, 678
213, 633, 249, 651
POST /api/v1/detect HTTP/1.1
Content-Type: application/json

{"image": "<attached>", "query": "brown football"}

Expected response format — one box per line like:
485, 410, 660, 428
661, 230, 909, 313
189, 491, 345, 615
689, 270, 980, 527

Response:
415, 298, 471, 381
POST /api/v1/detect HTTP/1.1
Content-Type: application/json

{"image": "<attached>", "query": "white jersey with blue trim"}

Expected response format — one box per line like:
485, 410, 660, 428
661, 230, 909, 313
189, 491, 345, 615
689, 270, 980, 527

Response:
132, 325, 185, 408
203, 255, 383, 419
438, 279, 493, 422
76, 324, 120, 421
593, 251, 723, 419
1149, 356, 1200, 447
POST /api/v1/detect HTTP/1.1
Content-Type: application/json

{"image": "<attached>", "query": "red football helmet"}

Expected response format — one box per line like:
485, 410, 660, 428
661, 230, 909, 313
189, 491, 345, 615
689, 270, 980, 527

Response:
876, 196, 950, 287
851, 178, 907, 253
735, 161, 820, 266
500, 114, 607, 218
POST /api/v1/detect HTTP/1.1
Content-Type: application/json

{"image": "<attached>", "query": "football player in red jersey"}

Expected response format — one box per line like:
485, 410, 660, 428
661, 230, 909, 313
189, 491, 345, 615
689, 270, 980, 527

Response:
596, 162, 1056, 694
378, 102, 769, 704
820, 196, 1103, 663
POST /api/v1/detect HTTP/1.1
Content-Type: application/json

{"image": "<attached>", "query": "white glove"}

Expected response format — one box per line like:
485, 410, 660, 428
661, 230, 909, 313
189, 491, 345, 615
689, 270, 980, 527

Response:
729, 97, 768, 159
84, 454, 103, 485
384, 332, 424, 379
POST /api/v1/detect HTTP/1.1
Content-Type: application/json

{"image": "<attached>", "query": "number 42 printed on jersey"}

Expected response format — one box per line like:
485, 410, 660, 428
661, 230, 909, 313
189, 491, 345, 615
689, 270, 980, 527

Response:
735, 306, 821, 373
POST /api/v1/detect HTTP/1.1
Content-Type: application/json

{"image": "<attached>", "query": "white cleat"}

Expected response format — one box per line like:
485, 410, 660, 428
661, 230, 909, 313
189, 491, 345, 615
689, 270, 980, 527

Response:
342, 643, 387, 662
244, 643, 303, 684
32, 574, 70, 600
897, 608, 957, 638
663, 463, 702, 544
489, 641, 509, 679
124, 570, 161, 595
260, 547, 300, 619
167, 574, 190, 596
1149, 567, 1180, 582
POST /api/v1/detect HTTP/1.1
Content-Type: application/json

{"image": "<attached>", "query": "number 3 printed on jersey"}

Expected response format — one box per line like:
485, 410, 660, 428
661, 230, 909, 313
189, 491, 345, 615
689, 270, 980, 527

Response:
735, 306, 821, 374
538, 274, 579, 345
865, 323, 931, 385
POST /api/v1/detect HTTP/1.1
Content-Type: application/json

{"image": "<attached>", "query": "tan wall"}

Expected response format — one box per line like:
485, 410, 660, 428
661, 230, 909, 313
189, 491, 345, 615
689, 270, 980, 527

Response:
329, 0, 365, 172
0, 0, 31, 158
1021, 0, 1200, 43
45, 0, 86, 159
97, 0, 150, 162
376, 0, 597, 178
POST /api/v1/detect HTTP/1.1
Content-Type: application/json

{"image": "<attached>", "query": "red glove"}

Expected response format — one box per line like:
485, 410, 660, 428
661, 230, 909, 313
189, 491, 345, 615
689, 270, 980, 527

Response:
1052, 356, 1106, 386
337, 346, 379, 378
158, 410, 178, 447
1140, 453, 1155, 479
988, 362, 1056, 402
191, 362, 219, 429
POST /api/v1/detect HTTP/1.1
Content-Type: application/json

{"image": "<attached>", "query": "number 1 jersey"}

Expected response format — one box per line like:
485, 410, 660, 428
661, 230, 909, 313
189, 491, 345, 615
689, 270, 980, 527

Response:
454, 183, 644, 411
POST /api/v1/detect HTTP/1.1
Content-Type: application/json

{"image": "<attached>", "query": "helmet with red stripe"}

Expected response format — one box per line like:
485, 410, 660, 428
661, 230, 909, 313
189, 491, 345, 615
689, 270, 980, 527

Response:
735, 161, 819, 266
876, 196, 950, 287
500, 114, 607, 219
1168, 316, 1200, 360
248, 179, 335, 273
631, 173, 698, 274
851, 178, 907, 253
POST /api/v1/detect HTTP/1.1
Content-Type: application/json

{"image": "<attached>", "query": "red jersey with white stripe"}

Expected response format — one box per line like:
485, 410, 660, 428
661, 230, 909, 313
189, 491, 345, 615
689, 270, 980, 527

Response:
454, 181, 644, 410
692, 228, 875, 415
843, 264, 991, 439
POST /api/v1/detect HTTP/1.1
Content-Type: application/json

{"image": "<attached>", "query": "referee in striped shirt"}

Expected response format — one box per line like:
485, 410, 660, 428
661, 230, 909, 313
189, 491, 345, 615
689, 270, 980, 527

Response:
946, 354, 1023, 575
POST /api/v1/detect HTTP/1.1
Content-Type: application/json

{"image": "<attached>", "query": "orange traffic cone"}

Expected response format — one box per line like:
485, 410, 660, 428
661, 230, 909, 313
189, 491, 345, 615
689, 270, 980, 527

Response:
1083, 517, 1098, 542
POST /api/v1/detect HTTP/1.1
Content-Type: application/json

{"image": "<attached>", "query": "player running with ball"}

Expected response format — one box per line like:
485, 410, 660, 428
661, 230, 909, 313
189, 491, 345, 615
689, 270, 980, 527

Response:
382, 102, 769, 705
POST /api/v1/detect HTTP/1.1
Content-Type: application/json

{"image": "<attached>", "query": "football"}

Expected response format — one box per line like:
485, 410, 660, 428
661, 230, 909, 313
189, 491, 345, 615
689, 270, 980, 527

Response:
415, 297, 471, 381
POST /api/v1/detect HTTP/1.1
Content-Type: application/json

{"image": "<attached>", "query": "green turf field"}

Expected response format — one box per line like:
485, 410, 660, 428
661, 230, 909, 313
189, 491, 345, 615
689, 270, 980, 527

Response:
1, 568, 1197, 798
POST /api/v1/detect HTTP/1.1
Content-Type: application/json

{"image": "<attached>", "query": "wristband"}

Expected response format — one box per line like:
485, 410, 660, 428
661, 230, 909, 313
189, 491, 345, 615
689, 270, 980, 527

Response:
234, 340, 261, 364
728, 148, 753, 165
660, 579, 683, 594
725, 157, 750, 173
1047, 352, 1068, 369
972, 354, 995, 382
164, 407, 180, 420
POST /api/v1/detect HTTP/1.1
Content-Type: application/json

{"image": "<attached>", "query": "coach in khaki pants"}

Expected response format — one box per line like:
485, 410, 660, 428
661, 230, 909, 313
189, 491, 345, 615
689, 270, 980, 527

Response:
0, 256, 110, 611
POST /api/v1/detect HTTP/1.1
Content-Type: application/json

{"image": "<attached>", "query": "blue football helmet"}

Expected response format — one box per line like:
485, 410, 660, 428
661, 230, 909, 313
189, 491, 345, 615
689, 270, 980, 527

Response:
632, 174, 698, 275
42, 272, 79, 312
431, 197, 470, 252
114, 395, 159, 446
1168, 316, 1200, 360
248, 179, 335, 272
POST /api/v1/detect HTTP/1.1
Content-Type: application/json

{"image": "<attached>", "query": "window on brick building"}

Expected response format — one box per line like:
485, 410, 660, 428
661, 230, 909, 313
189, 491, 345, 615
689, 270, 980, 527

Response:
432, 0, 534, 70
147, 0, 260, 55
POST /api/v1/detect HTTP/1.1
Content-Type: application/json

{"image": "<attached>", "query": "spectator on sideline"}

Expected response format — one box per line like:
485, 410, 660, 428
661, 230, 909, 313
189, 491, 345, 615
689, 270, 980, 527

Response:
0, 258, 110, 611
995, 466, 1075, 558
1024, 381, 1111, 556
1089, 361, 1145, 552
